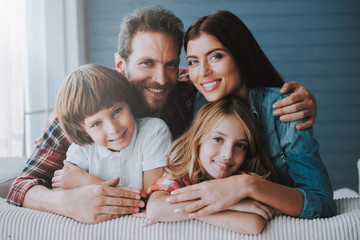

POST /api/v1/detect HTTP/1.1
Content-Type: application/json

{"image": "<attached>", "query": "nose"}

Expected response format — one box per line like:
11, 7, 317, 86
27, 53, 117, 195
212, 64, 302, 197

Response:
106, 119, 121, 135
200, 60, 211, 78
220, 143, 233, 160
152, 66, 167, 86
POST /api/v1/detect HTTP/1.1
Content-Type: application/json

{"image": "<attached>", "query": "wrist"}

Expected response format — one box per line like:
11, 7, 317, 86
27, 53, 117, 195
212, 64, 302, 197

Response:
240, 174, 258, 199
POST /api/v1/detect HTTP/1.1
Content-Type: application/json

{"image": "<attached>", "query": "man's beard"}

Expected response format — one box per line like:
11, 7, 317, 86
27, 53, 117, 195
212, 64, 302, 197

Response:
130, 81, 168, 116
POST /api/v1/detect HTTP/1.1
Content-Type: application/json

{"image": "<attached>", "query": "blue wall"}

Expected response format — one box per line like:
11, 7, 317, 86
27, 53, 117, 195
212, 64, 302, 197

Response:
84, 0, 360, 191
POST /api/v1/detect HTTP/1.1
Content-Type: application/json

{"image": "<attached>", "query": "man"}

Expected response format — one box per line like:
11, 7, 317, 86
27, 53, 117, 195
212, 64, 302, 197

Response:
7, 6, 317, 224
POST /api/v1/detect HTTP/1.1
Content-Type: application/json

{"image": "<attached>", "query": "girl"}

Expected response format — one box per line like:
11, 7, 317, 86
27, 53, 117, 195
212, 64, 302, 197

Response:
52, 64, 172, 217
168, 10, 335, 219
145, 96, 278, 235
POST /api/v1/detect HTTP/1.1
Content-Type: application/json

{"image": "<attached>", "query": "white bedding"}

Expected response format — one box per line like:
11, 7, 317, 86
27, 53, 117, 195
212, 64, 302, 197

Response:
1, 196, 359, 240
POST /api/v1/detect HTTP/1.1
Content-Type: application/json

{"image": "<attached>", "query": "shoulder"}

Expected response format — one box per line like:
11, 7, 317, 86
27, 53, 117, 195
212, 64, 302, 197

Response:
250, 87, 290, 103
137, 117, 168, 129
68, 142, 96, 154
136, 117, 172, 139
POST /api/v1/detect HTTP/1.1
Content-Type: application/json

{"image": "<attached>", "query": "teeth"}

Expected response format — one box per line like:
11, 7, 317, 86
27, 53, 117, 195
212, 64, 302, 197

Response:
203, 80, 220, 88
147, 87, 164, 93
214, 161, 229, 168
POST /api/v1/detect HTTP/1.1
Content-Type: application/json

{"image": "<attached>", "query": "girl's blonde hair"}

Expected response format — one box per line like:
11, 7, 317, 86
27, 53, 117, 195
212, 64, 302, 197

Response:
164, 95, 278, 183
56, 64, 140, 146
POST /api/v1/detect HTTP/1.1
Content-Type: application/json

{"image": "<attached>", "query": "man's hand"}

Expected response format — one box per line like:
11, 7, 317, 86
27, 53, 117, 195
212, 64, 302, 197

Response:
53, 178, 146, 224
272, 81, 317, 130
166, 175, 249, 217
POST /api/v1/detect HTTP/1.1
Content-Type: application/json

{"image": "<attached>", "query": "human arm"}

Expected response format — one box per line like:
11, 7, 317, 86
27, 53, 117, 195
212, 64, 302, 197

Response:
52, 160, 105, 189
6, 111, 71, 206
273, 81, 317, 130
23, 177, 146, 224
167, 174, 304, 218
6, 111, 147, 223
147, 191, 266, 235
140, 117, 173, 192
168, 106, 336, 219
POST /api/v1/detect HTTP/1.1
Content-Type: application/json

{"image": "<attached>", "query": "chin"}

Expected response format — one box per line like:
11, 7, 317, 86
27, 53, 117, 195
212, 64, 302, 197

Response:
202, 93, 223, 102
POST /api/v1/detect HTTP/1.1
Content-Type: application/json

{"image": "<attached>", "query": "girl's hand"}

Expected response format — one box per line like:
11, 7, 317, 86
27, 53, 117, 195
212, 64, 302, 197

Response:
132, 210, 159, 227
228, 198, 274, 220
52, 160, 90, 189
167, 175, 251, 217
272, 81, 317, 130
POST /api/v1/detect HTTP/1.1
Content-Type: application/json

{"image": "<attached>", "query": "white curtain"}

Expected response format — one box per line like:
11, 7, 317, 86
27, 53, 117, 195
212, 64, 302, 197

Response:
0, 1, 27, 157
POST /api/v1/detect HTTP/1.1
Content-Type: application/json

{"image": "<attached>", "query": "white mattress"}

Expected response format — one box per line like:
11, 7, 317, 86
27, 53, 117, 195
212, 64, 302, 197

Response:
1, 197, 359, 240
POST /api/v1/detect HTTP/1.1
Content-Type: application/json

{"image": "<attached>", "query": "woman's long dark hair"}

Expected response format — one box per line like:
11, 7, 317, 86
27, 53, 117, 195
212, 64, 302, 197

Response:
184, 10, 284, 88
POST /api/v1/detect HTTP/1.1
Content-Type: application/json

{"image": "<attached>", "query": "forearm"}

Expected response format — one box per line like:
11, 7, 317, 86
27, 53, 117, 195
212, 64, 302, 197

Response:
197, 211, 266, 235
73, 173, 105, 188
246, 175, 304, 217
147, 191, 266, 234
147, 191, 193, 222
23, 185, 65, 215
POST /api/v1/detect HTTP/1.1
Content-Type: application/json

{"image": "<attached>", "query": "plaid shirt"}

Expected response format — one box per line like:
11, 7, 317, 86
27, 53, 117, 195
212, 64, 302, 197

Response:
7, 68, 197, 206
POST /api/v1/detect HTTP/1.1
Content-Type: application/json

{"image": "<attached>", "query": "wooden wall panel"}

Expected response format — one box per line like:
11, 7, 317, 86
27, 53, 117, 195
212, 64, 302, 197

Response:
84, 0, 360, 191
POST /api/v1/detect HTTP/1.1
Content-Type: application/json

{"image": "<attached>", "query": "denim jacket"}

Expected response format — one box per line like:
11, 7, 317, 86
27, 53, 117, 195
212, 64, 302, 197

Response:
194, 88, 336, 219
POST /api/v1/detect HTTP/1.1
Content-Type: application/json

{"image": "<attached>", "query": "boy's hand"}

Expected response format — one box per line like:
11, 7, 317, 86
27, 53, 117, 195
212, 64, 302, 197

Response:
273, 81, 317, 130
52, 160, 89, 189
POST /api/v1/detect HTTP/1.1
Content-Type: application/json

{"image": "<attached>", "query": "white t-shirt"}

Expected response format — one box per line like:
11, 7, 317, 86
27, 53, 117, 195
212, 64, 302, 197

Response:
66, 117, 172, 189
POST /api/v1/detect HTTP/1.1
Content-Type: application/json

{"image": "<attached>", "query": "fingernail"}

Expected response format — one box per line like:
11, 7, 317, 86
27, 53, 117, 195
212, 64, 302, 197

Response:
273, 104, 278, 109
273, 110, 278, 115
134, 208, 140, 213
280, 116, 286, 121
139, 202, 145, 207
297, 125, 303, 130
166, 197, 172, 203
174, 209, 181, 214
136, 195, 141, 200
189, 213, 194, 218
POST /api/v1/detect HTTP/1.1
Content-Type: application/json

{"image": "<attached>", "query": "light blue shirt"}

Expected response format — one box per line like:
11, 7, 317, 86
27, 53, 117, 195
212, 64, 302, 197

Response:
194, 88, 336, 219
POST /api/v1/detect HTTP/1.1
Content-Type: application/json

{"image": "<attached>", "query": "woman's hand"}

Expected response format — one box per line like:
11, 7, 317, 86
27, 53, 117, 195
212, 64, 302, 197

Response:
228, 198, 274, 220
52, 160, 95, 189
167, 175, 252, 217
273, 81, 317, 130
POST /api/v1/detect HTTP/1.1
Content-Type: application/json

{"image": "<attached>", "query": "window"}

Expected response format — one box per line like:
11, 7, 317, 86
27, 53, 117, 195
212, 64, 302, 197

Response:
0, 0, 85, 157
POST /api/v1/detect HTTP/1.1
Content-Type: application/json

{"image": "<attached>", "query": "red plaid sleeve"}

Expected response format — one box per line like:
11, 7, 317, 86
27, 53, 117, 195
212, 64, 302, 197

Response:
6, 111, 71, 206
147, 174, 191, 195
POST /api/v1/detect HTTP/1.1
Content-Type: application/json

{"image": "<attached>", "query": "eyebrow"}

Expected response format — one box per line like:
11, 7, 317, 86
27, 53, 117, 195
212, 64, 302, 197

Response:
186, 48, 227, 60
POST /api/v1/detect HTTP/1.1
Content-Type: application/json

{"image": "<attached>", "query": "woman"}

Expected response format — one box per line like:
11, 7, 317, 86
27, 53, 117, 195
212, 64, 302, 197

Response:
167, 10, 335, 219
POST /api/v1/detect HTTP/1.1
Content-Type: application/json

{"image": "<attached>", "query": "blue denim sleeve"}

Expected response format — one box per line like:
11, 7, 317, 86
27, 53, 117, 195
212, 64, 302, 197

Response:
277, 120, 336, 218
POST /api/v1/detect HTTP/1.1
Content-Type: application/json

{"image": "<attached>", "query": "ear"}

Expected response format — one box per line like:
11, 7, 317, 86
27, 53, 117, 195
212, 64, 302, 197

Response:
114, 52, 126, 75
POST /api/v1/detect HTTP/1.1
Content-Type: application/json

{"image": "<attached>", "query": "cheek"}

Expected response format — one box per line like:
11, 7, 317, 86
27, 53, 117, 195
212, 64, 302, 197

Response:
188, 69, 199, 84
234, 151, 247, 166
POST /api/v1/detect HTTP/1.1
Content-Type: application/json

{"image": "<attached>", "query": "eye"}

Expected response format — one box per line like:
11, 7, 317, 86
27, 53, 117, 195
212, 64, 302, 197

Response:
142, 60, 154, 66
235, 143, 248, 150
212, 137, 223, 143
91, 121, 101, 128
166, 62, 179, 69
187, 59, 199, 66
113, 107, 123, 116
210, 53, 223, 61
